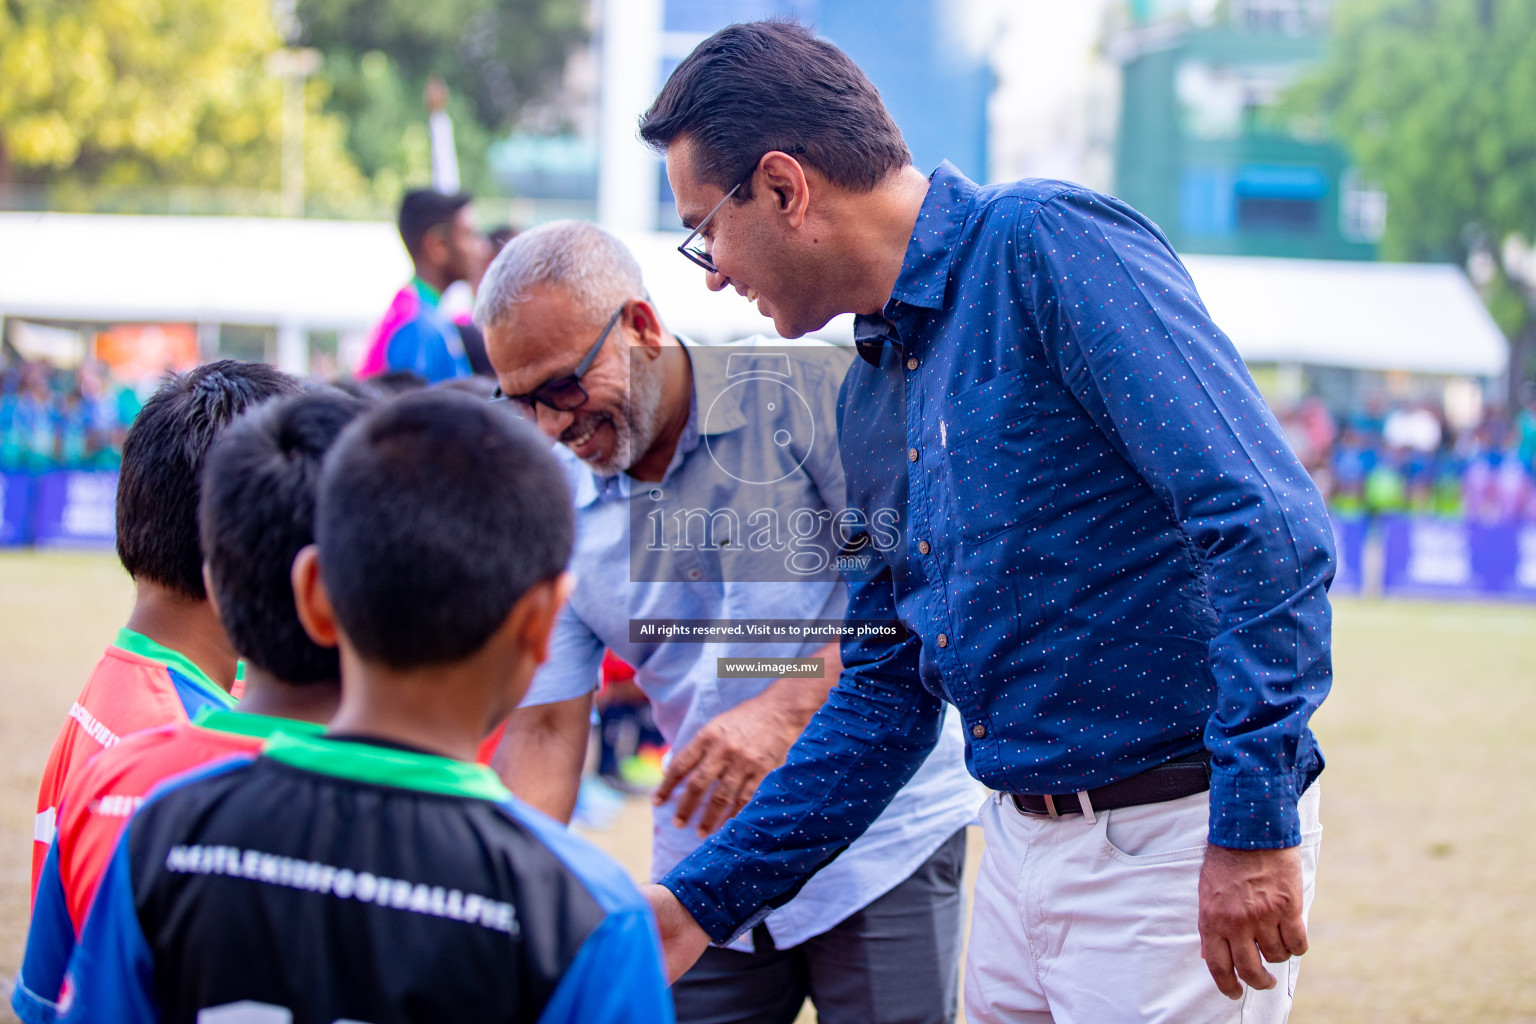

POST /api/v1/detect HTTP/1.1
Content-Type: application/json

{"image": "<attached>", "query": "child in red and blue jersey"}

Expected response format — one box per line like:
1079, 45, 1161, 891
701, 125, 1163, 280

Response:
13, 391, 369, 1024
58, 391, 672, 1024
30, 361, 300, 900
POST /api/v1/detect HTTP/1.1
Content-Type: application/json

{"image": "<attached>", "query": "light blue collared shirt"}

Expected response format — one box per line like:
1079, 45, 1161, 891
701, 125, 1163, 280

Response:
522, 335, 981, 950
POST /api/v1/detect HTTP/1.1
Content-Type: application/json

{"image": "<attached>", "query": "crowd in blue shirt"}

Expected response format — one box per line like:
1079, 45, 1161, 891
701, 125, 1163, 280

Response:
0, 360, 140, 473
1277, 393, 1536, 521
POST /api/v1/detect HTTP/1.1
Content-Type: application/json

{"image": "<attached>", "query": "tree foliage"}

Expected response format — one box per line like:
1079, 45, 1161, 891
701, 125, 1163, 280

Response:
1294, 0, 1536, 339
294, 0, 587, 195
0, 0, 366, 206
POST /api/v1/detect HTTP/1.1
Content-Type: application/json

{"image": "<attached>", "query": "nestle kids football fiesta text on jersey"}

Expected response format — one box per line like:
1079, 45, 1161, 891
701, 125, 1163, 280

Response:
13, 711, 318, 1024
59, 732, 672, 1024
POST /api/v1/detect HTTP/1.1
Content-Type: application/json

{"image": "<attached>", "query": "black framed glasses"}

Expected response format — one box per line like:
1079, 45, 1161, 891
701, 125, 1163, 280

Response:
677, 181, 742, 273
491, 305, 625, 412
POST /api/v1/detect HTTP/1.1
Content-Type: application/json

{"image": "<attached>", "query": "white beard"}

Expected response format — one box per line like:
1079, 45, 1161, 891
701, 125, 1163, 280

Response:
580, 344, 666, 477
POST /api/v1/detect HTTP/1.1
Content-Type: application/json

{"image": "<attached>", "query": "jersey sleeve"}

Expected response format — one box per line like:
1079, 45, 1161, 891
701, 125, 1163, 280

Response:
12, 843, 74, 1024
57, 838, 158, 1024
533, 908, 674, 1024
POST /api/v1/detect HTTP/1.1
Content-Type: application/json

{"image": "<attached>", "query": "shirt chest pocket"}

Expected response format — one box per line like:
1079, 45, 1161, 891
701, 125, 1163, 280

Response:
941, 369, 1061, 547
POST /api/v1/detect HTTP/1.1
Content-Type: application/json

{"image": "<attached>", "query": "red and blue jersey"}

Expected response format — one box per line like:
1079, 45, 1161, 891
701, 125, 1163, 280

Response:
32, 630, 236, 900
14, 711, 312, 1024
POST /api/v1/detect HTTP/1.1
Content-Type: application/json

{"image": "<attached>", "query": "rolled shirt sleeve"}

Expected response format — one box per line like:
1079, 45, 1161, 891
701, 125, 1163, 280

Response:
1023, 190, 1334, 848
520, 602, 606, 708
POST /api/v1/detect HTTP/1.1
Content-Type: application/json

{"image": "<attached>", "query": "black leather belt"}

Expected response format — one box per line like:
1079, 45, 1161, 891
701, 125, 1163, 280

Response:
1009, 751, 1212, 818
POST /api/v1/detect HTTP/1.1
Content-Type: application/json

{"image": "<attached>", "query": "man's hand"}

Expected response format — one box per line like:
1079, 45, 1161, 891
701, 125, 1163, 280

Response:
642, 883, 712, 982
1198, 845, 1307, 999
654, 646, 839, 836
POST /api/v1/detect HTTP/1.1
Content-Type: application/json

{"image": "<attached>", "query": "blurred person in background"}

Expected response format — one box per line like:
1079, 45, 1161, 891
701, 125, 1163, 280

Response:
356, 189, 490, 383
1516, 382, 1536, 474
453, 224, 518, 378
480, 220, 981, 1024
7, 362, 59, 473
422, 74, 513, 378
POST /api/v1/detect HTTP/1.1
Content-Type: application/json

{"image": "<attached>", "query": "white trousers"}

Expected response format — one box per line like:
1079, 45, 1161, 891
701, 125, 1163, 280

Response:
965, 784, 1322, 1024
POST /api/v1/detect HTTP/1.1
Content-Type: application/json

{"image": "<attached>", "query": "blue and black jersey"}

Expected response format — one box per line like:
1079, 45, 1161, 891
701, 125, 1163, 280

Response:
60, 732, 673, 1024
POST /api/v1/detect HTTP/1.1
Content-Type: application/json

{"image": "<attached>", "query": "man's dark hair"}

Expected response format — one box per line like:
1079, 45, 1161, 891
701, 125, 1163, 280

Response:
200, 392, 370, 685
639, 20, 910, 199
315, 390, 574, 669
398, 189, 473, 257
117, 360, 301, 600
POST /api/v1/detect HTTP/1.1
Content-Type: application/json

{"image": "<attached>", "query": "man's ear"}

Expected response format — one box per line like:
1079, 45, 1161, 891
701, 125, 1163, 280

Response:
624, 298, 666, 358
290, 545, 339, 648
509, 571, 575, 667
757, 151, 811, 228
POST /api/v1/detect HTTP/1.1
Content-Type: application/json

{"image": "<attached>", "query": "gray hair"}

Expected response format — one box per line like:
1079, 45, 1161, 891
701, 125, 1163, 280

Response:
474, 220, 646, 331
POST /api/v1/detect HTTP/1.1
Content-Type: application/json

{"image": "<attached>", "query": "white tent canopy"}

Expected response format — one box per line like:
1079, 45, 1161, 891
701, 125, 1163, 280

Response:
1183, 254, 1507, 377
0, 212, 409, 330
0, 213, 1506, 378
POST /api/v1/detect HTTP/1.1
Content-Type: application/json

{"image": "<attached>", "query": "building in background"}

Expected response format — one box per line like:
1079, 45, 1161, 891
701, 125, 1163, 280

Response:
986, 0, 1119, 193
1110, 0, 1384, 261
597, 0, 994, 232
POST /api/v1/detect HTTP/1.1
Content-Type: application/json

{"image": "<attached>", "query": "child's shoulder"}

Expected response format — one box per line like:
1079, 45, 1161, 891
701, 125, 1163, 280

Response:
71, 723, 259, 808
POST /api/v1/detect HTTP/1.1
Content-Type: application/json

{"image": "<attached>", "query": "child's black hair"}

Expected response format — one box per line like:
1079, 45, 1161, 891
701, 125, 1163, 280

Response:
200, 392, 372, 684
315, 390, 574, 669
117, 360, 301, 599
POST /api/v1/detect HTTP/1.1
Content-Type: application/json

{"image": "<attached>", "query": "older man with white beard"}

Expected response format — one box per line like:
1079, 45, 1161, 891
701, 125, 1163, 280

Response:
476, 220, 981, 1024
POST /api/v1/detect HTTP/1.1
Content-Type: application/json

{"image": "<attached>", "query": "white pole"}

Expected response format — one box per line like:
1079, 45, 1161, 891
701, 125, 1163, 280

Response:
276, 320, 310, 376
597, 0, 663, 231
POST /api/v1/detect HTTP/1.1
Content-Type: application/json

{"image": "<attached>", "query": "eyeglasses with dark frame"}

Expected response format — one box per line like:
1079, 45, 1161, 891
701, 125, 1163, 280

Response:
676, 181, 742, 273
490, 305, 626, 412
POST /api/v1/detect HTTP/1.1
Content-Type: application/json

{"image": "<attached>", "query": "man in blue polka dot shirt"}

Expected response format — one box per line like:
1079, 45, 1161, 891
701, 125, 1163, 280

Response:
638, 20, 1334, 1024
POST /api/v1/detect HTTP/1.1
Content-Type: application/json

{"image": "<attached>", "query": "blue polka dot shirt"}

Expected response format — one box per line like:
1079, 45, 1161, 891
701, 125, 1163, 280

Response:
662, 163, 1334, 945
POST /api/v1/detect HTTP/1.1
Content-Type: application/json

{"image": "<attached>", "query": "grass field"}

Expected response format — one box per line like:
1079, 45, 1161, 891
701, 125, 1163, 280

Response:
2, 549, 1535, 1022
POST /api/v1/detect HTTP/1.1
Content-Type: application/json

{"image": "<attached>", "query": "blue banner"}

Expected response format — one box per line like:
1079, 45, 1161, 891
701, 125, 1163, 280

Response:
1380, 517, 1536, 601
0, 474, 34, 546
32, 471, 118, 548
1329, 516, 1366, 594
1515, 526, 1536, 600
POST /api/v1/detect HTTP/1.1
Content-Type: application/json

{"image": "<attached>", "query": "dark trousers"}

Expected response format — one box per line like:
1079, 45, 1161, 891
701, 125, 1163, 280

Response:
670, 829, 968, 1024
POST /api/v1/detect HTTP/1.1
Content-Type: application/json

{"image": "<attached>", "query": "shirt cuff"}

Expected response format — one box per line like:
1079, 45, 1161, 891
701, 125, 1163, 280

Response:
660, 848, 759, 945
1206, 769, 1314, 849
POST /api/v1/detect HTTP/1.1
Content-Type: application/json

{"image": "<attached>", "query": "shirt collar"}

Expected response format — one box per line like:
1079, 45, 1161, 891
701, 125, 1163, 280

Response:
886, 161, 977, 313
193, 706, 325, 740
411, 276, 443, 307
114, 627, 233, 706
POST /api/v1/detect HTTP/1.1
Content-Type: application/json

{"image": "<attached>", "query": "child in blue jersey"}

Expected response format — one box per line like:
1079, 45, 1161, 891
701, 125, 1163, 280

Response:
60, 390, 673, 1024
